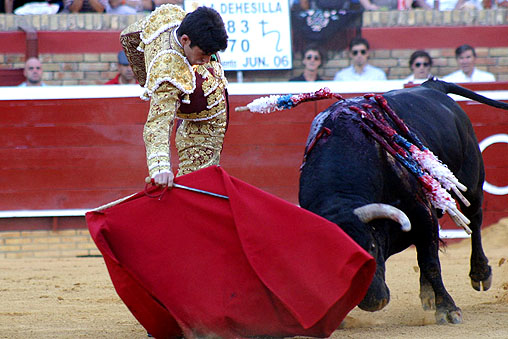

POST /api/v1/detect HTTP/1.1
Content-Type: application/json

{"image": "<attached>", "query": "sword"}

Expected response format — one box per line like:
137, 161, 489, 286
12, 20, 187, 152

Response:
91, 178, 229, 212
173, 183, 229, 200
145, 177, 229, 200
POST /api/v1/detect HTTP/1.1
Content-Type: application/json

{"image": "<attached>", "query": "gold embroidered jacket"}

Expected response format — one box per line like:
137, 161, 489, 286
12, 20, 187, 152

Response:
120, 4, 228, 178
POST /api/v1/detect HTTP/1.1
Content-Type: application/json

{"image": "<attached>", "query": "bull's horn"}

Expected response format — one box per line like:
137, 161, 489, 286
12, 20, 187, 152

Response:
354, 204, 411, 232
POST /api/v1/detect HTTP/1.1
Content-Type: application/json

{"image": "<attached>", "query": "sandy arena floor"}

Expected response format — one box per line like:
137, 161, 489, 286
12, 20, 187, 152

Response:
1, 219, 507, 339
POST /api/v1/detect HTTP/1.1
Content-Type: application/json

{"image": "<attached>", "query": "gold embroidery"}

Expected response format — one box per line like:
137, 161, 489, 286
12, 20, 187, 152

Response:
144, 83, 179, 177
142, 25, 195, 99
141, 5, 186, 44
211, 60, 228, 88
175, 112, 227, 176
175, 61, 228, 121
120, 5, 189, 90
168, 22, 185, 54
175, 99, 226, 122
120, 18, 148, 86
196, 62, 228, 96
206, 87, 224, 108
145, 51, 195, 95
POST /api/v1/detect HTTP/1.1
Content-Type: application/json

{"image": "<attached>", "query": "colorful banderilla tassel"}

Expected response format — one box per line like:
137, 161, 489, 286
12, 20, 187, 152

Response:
235, 87, 344, 114
352, 95, 471, 234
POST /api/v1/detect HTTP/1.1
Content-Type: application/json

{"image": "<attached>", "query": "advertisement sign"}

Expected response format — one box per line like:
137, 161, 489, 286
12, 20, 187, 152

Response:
184, 0, 292, 71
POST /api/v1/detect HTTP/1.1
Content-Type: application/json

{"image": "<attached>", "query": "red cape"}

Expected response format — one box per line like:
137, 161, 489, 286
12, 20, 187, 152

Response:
86, 166, 375, 338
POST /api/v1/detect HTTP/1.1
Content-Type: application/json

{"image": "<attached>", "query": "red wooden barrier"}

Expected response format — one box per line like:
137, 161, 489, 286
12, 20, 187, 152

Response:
0, 69, 25, 86
0, 82, 507, 235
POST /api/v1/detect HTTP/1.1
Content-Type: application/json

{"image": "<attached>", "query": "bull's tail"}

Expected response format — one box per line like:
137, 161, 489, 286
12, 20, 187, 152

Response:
422, 78, 508, 110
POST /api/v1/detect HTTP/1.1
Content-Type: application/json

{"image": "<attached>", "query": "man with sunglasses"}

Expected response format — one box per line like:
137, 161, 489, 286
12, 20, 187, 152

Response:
442, 44, 495, 83
290, 45, 324, 82
333, 37, 386, 81
403, 50, 433, 84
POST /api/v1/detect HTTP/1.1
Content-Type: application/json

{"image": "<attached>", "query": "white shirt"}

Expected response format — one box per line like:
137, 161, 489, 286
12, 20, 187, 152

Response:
424, 0, 481, 10
334, 64, 387, 81
442, 68, 496, 83
18, 82, 47, 87
402, 74, 433, 84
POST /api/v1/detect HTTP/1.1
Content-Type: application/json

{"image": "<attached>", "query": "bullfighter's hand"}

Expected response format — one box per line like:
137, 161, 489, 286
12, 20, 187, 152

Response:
152, 171, 174, 187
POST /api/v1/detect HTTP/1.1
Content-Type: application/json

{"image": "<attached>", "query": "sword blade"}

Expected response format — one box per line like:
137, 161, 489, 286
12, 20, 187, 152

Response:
173, 183, 229, 200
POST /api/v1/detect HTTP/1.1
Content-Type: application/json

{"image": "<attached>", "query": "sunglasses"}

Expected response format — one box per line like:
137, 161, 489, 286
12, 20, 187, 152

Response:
352, 49, 367, 56
414, 62, 430, 68
305, 55, 320, 61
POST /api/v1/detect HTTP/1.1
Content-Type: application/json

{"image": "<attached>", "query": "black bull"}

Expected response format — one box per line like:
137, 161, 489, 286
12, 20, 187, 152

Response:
299, 79, 508, 324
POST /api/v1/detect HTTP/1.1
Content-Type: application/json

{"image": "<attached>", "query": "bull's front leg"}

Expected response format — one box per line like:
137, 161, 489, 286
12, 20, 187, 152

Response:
415, 241, 462, 324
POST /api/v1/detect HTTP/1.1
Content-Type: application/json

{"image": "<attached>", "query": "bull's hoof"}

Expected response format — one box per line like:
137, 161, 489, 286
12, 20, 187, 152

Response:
470, 264, 492, 291
471, 273, 492, 291
359, 277, 390, 312
419, 285, 435, 310
435, 308, 462, 324
358, 297, 389, 312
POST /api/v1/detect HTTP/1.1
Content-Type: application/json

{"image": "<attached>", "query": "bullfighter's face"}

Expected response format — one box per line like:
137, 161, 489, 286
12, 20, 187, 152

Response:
180, 34, 212, 66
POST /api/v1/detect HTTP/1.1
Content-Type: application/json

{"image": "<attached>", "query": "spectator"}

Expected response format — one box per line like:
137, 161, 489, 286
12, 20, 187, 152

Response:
290, 45, 324, 82
63, 0, 109, 12
18, 57, 47, 87
499, 0, 508, 7
105, 51, 138, 85
108, 0, 164, 13
112, 0, 182, 13
403, 50, 433, 84
5, 0, 62, 13
359, 0, 412, 10
108, 0, 142, 13
414, 0, 481, 10
151, 0, 181, 9
291, 0, 310, 10
334, 37, 387, 81
442, 44, 495, 83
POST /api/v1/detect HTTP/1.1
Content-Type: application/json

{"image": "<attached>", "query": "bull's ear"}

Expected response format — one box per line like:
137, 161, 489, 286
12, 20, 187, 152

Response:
353, 204, 411, 232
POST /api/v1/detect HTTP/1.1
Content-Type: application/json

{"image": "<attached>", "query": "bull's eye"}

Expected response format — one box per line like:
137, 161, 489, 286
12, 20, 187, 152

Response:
371, 243, 376, 249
